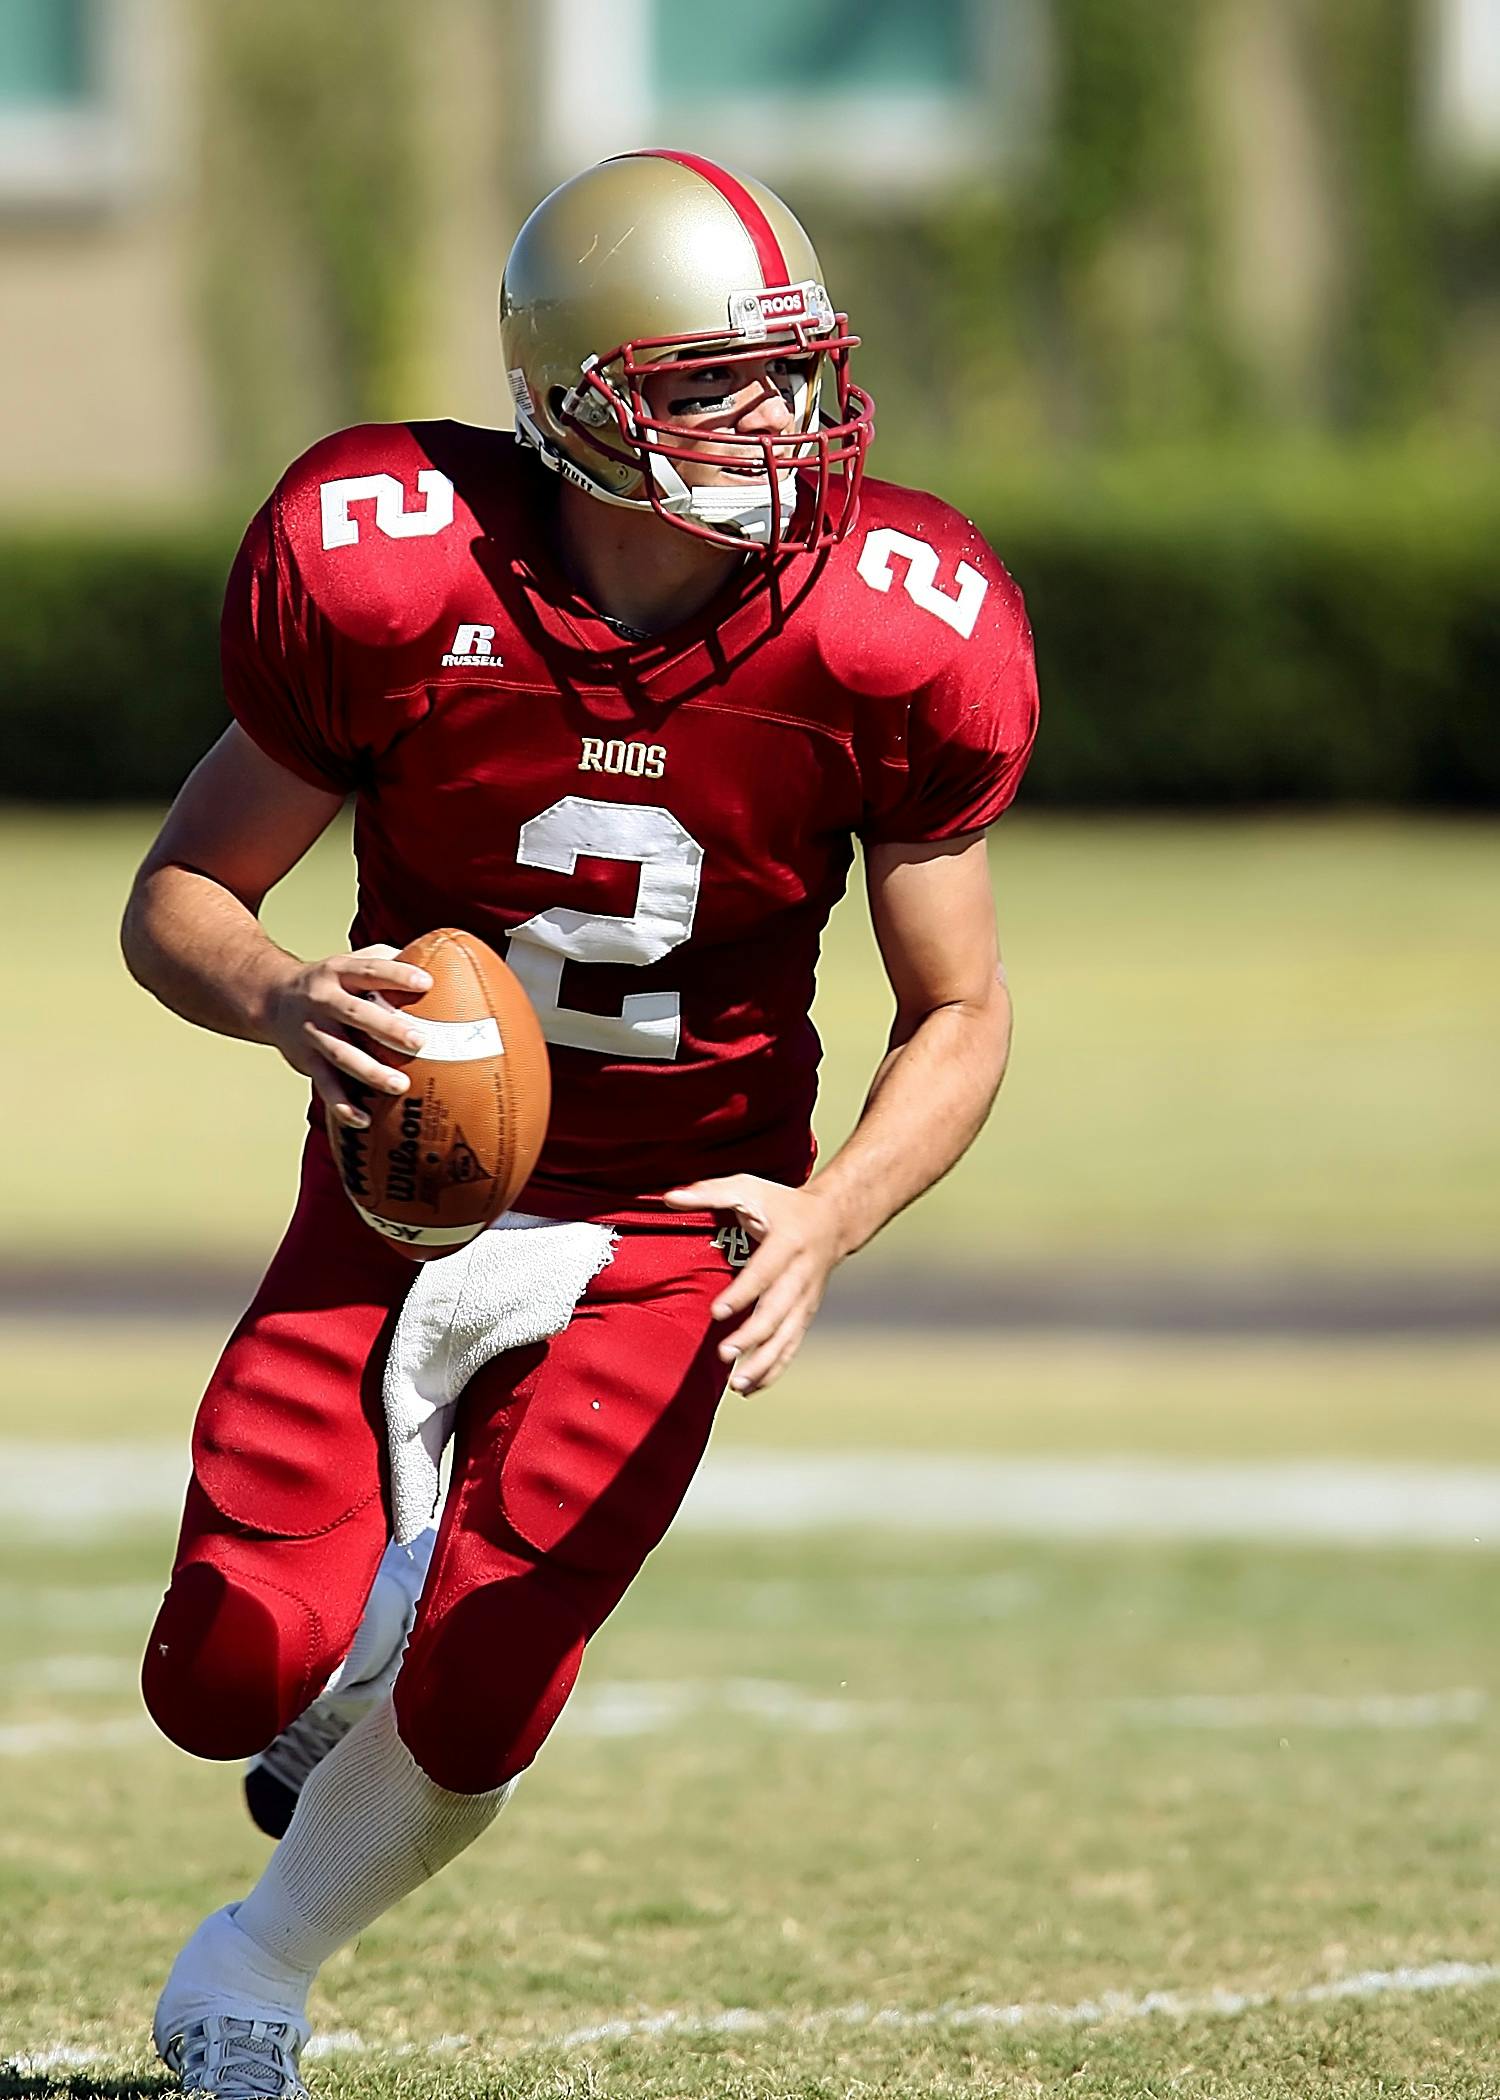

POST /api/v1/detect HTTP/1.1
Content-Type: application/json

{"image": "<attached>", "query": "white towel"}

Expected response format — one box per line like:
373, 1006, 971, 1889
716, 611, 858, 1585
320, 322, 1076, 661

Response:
382, 1213, 616, 1543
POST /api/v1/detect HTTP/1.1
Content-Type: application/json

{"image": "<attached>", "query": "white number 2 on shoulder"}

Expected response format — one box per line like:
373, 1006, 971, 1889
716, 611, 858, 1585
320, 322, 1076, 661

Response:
319, 470, 455, 549
508, 795, 704, 1059
856, 526, 989, 639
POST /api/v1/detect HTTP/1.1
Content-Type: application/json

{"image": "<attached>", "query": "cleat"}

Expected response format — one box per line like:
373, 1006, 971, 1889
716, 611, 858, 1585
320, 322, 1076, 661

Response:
158, 2014, 309, 2099
244, 1706, 351, 1840
244, 1528, 435, 1837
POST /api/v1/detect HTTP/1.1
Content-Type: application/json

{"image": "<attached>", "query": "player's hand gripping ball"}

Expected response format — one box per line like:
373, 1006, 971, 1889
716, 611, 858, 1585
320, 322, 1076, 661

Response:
329, 928, 551, 1260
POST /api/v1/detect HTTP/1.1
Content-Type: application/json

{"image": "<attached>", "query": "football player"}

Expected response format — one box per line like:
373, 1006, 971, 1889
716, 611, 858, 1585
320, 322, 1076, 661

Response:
122, 149, 1037, 2096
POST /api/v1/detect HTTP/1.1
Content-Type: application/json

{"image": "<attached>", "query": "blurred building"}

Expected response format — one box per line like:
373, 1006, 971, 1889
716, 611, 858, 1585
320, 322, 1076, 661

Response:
2, 0, 1497, 515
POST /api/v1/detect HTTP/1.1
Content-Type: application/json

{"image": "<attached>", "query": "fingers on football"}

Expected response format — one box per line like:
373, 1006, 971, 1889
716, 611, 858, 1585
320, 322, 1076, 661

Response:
335, 952, 433, 996
302, 1020, 410, 1095
323, 986, 425, 1054
308, 1054, 370, 1131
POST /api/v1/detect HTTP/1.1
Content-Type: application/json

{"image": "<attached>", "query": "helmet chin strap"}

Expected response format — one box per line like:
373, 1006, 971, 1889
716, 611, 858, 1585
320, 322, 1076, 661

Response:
647, 451, 799, 548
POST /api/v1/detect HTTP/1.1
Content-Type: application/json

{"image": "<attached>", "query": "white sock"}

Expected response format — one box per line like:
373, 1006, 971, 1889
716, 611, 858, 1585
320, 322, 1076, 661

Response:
321, 1527, 437, 1699
234, 1695, 509, 1976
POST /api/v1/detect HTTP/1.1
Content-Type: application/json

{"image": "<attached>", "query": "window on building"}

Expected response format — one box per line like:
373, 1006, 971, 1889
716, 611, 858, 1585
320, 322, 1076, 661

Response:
0, 0, 130, 206
1435, 0, 1500, 162
541, 0, 1041, 192
0, 0, 95, 109
650, 0, 975, 101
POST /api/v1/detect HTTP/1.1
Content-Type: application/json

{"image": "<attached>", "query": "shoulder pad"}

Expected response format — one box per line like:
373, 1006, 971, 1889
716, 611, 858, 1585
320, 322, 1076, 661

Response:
271, 422, 489, 649
814, 477, 1028, 699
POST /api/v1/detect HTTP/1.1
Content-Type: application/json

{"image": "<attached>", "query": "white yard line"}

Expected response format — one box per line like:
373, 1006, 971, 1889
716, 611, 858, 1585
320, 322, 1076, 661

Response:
683, 1453, 1500, 1544
542, 1959, 1500, 2052
0, 1679, 889, 1756
8, 1957, 1497, 2075
2, 1676, 1487, 1759
1, 1582, 164, 1626
568, 1676, 899, 1736
1113, 1688, 1488, 1729
0, 1444, 187, 1532
10, 1442, 1500, 1544
3, 1653, 137, 1691
0, 1715, 153, 1755
5, 2046, 120, 2074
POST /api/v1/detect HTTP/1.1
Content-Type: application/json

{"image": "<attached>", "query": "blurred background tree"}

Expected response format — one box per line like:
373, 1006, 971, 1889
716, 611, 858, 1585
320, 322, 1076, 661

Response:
197, 0, 424, 492
841, 0, 1448, 467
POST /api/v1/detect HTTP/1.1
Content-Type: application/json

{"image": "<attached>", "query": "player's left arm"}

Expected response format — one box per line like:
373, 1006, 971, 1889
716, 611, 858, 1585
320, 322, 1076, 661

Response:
666, 830, 1008, 1395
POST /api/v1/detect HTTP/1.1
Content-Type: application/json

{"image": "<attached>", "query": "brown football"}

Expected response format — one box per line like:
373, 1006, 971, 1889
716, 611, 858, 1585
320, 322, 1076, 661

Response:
328, 928, 551, 1262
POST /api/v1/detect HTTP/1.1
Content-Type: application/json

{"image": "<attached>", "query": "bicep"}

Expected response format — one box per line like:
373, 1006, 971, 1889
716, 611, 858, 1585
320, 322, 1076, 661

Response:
133, 723, 345, 911
864, 833, 1002, 1032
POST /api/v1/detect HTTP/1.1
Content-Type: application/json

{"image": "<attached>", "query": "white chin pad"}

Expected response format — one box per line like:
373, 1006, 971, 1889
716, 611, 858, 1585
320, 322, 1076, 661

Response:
649, 451, 799, 546
685, 471, 799, 545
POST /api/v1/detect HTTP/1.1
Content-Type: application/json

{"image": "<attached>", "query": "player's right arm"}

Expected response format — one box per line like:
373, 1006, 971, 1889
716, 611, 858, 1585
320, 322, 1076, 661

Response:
121, 723, 430, 1131
125, 442, 445, 1128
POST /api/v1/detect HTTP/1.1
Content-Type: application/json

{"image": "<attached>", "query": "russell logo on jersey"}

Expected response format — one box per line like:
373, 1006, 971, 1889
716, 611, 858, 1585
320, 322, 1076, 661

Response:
441, 623, 505, 668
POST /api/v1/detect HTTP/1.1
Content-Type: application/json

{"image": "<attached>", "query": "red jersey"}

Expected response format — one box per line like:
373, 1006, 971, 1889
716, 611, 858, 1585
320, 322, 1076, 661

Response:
222, 421, 1038, 1219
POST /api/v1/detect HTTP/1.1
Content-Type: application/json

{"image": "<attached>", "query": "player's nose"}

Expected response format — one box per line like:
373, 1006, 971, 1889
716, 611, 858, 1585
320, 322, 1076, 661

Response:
736, 366, 795, 436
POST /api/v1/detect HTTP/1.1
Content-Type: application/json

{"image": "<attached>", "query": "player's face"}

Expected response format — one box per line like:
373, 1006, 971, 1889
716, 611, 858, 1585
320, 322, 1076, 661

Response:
638, 352, 814, 487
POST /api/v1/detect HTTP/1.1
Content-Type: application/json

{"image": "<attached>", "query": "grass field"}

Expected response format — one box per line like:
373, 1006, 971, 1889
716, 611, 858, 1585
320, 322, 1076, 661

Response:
9, 809, 1500, 1270
4, 1320, 1500, 2096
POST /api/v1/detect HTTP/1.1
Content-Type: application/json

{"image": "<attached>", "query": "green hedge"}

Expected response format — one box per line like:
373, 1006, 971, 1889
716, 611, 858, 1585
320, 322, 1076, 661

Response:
972, 460, 1500, 805
1, 532, 227, 803
2, 465, 1495, 805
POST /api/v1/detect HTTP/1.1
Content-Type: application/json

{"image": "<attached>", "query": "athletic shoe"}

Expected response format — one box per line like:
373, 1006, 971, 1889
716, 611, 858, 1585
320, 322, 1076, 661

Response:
154, 1904, 313, 2096
158, 2014, 309, 2098
244, 1527, 436, 1838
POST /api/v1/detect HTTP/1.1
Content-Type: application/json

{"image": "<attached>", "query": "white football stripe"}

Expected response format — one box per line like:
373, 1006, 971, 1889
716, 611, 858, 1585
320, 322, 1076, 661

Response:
351, 1201, 484, 1247
405, 1014, 503, 1061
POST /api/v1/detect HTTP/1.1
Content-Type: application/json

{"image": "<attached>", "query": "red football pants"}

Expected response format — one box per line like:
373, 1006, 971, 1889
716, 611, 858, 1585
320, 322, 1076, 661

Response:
143, 1133, 733, 1792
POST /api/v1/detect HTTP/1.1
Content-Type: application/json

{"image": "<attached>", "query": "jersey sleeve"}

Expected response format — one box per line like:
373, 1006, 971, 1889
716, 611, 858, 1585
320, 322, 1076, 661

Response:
220, 498, 358, 794
861, 558, 1039, 845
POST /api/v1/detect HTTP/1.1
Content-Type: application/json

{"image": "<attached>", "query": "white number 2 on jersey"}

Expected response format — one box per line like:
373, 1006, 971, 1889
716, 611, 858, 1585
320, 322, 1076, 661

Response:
856, 526, 989, 638
319, 470, 455, 550
507, 795, 704, 1059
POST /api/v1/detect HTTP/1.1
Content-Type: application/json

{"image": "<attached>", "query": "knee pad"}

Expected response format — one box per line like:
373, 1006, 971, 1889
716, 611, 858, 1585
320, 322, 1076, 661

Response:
142, 1560, 329, 1760
394, 1572, 588, 1793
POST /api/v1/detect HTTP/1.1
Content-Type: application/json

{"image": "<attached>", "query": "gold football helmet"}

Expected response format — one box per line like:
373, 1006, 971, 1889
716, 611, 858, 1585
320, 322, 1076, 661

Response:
499, 149, 874, 552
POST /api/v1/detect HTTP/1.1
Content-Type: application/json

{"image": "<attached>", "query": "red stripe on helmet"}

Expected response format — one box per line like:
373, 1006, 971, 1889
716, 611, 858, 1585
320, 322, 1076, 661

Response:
627, 148, 790, 287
